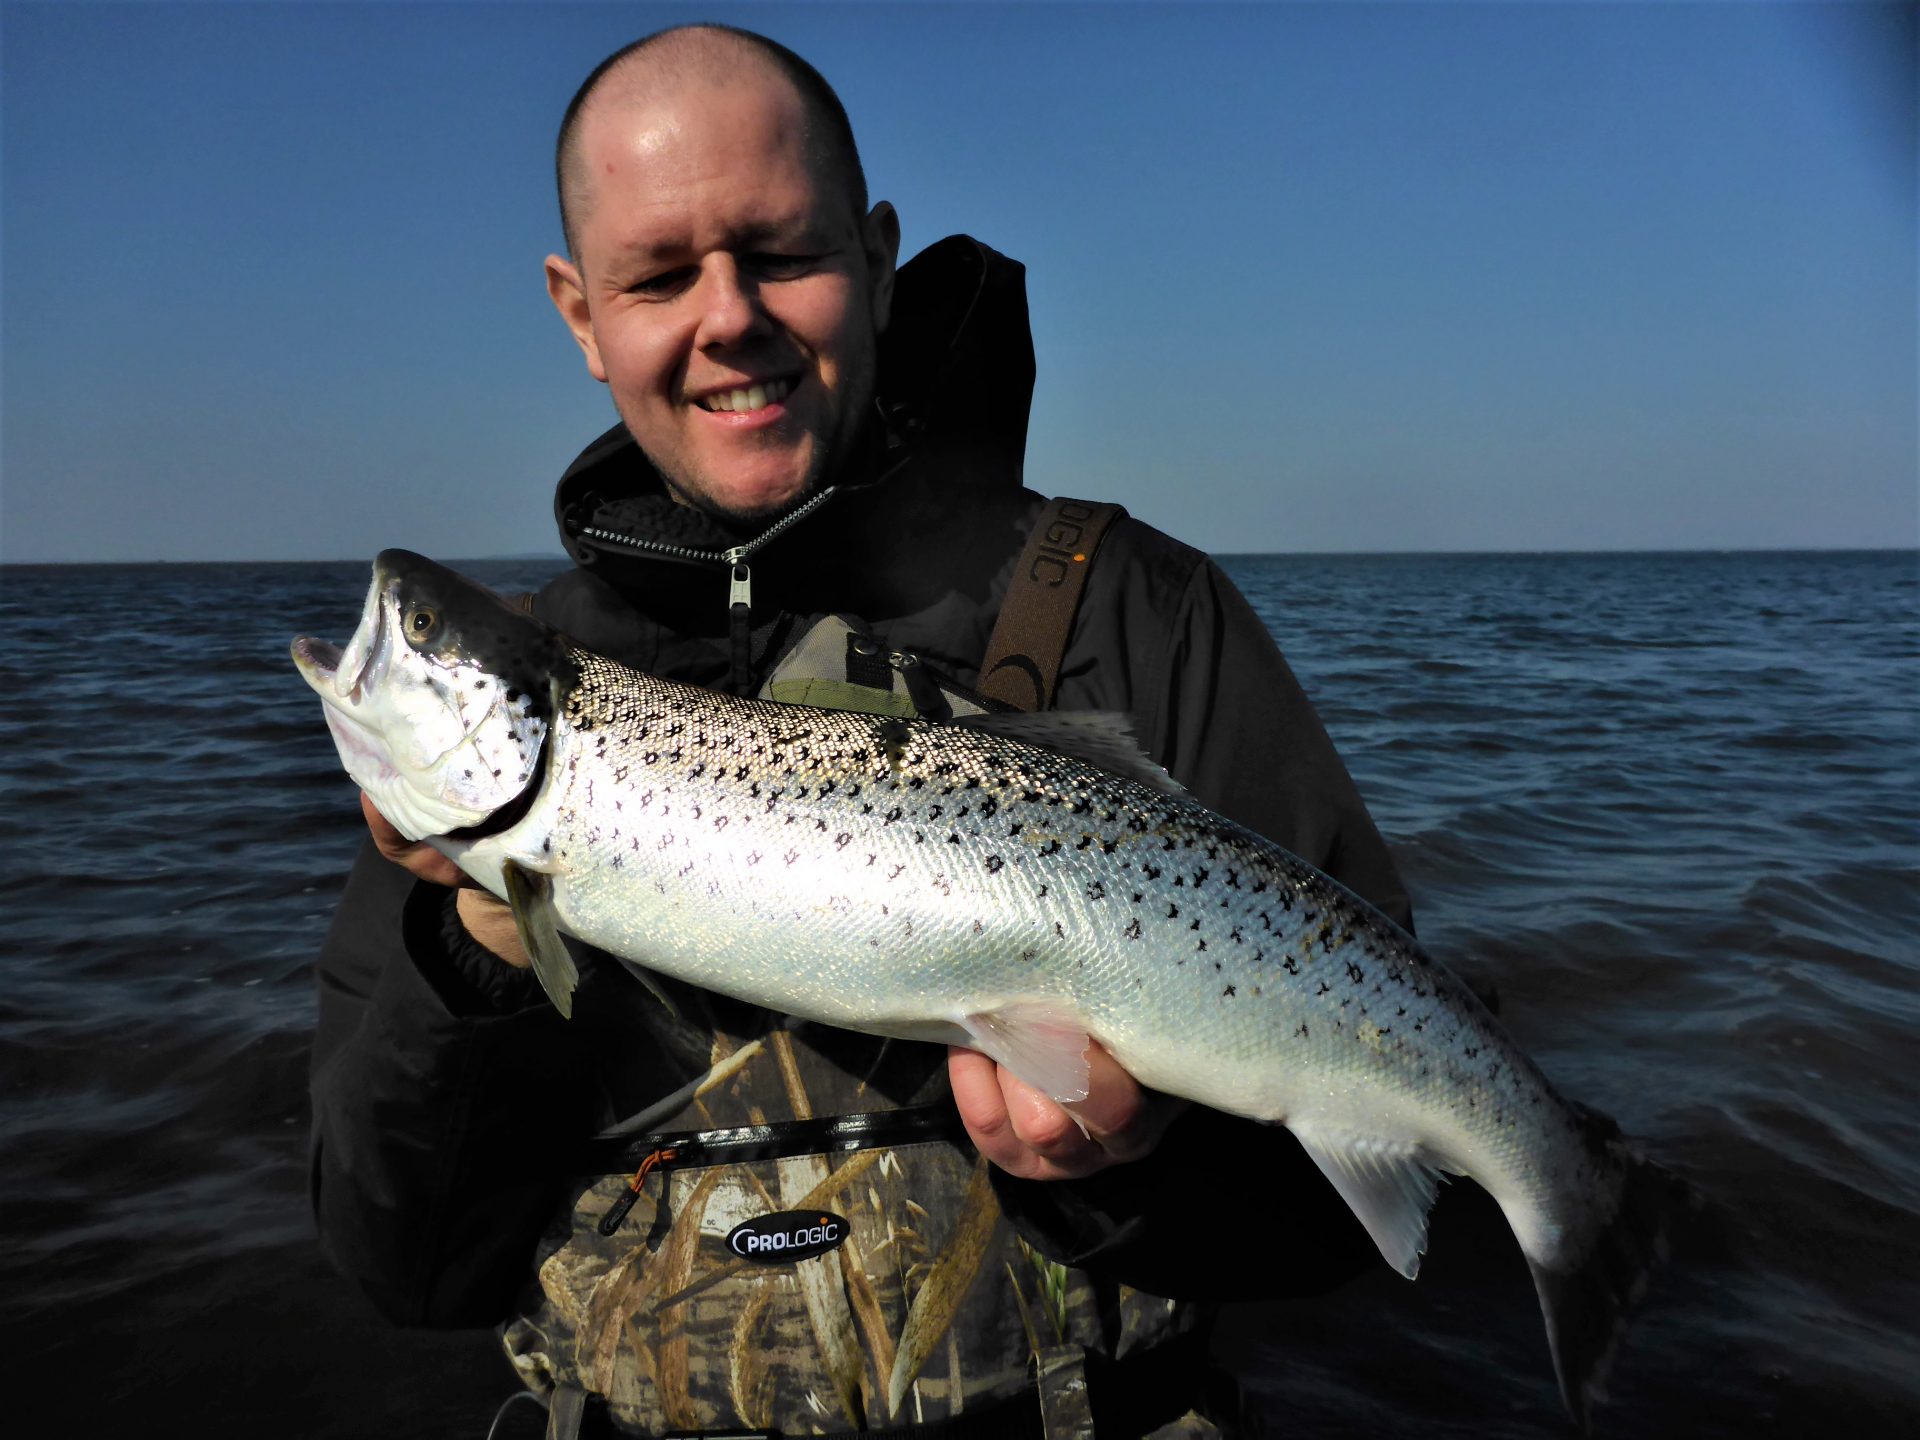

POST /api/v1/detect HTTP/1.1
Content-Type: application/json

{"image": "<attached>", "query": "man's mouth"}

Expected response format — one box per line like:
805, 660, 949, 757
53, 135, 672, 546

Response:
694, 376, 795, 413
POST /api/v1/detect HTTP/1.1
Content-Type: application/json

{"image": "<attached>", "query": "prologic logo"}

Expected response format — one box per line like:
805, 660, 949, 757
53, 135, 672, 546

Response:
725, 1210, 850, 1265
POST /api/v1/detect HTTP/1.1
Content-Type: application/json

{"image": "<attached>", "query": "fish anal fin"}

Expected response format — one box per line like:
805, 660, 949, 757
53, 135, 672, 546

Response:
959, 1003, 1092, 1104
502, 859, 578, 1019
1293, 1126, 1447, 1280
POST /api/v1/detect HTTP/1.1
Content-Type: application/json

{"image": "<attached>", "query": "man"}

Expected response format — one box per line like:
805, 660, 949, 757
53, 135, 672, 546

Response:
312, 24, 1411, 1439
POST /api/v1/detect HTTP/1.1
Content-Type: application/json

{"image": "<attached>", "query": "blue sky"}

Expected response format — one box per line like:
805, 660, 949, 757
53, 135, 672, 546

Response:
3, 1, 1912, 562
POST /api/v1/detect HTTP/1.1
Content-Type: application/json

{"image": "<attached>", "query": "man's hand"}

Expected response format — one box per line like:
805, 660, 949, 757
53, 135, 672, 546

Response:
360, 792, 529, 968
361, 791, 466, 887
947, 1043, 1184, 1181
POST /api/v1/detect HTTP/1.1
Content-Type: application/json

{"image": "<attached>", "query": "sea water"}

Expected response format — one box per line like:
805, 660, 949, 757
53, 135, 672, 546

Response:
0, 551, 1913, 1435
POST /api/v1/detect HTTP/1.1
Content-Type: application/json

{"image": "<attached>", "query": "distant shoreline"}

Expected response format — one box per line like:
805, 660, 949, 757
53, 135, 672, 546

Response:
3, 547, 1915, 570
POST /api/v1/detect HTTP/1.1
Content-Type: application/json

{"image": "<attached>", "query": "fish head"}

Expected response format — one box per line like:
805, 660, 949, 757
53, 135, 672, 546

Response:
292, 549, 569, 841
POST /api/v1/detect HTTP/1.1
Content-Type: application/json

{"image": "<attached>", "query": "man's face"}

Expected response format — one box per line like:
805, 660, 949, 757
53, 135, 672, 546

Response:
546, 73, 898, 520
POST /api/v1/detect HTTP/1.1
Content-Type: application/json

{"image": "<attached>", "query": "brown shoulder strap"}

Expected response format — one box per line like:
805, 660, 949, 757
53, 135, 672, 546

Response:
975, 497, 1126, 712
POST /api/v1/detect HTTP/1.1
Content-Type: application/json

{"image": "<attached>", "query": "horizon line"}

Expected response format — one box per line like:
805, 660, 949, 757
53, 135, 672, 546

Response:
2, 544, 1916, 569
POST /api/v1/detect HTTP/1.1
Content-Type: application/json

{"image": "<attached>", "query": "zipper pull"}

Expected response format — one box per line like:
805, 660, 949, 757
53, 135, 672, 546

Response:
598, 1146, 679, 1237
727, 558, 754, 696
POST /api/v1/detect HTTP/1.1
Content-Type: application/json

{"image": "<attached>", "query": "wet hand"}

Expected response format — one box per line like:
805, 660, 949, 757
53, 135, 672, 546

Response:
360, 791, 467, 888
947, 1043, 1185, 1181
360, 793, 529, 967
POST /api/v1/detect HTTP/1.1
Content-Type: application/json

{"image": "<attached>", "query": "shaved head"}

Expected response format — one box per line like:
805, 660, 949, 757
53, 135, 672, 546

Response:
556, 25, 868, 263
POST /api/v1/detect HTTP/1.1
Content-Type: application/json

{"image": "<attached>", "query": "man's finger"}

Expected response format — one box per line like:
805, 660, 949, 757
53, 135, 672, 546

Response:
359, 792, 468, 888
994, 1064, 1104, 1163
948, 1044, 1155, 1181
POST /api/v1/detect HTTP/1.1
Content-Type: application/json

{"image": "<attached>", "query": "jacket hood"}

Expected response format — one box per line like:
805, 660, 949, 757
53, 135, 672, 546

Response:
552, 236, 1036, 570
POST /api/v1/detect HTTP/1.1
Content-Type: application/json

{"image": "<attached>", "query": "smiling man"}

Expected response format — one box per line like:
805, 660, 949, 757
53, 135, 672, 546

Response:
311, 24, 1412, 1440
543, 35, 897, 520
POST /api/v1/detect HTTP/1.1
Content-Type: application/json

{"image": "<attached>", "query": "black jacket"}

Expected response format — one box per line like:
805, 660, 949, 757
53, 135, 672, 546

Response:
310, 236, 1411, 1329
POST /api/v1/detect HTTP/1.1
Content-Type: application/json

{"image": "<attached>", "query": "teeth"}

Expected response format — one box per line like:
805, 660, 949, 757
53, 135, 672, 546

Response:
700, 377, 791, 412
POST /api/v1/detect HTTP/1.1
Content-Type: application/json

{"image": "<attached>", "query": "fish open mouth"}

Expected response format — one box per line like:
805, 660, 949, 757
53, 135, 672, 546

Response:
292, 637, 342, 685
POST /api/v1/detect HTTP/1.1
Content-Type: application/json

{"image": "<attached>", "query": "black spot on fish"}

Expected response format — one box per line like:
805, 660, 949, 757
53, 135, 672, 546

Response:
1124, 918, 1142, 940
1296, 1022, 1309, 1039
1222, 984, 1235, 997
985, 855, 1004, 873
1316, 981, 1331, 996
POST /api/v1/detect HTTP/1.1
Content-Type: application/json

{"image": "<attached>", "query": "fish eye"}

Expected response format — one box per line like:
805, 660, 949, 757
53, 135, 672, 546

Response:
403, 605, 441, 646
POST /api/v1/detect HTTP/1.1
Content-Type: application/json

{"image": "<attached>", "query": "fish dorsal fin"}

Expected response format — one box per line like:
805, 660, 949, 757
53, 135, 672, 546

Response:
1292, 1125, 1451, 1279
953, 711, 1184, 795
959, 1002, 1093, 1103
502, 859, 578, 1019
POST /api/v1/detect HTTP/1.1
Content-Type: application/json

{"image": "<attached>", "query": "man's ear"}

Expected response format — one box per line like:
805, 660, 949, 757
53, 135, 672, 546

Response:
545, 254, 607, 383
862, 201, 902, 335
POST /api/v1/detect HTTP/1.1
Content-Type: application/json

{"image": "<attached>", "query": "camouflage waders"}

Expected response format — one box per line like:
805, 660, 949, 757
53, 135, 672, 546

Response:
496, 619, 1230, 1438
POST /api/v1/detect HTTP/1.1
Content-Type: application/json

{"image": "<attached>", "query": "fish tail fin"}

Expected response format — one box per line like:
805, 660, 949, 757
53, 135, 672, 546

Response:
1526, 1104, 1683, 1433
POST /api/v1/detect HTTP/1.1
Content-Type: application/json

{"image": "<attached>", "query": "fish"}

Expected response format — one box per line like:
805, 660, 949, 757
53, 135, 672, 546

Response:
293, 549, 1676, 1429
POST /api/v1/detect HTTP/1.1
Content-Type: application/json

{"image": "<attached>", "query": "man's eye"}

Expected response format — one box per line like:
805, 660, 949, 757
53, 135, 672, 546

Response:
630, 267, 695, 298
745, 252, 819, 281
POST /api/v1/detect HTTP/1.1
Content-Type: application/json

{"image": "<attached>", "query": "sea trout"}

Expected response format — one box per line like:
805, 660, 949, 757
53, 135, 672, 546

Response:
294, 550, 1673, 1428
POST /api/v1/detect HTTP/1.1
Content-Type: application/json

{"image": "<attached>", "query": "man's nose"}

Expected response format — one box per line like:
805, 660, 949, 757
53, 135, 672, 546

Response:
693, 257, 770, 350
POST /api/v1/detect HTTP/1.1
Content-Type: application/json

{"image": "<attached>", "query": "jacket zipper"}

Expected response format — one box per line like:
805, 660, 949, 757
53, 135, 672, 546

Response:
577, 482, 845, 622
578, 485, 846, 694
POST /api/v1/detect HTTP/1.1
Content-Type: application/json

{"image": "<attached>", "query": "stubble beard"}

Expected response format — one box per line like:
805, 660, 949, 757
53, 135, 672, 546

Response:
651, 348, 877, 526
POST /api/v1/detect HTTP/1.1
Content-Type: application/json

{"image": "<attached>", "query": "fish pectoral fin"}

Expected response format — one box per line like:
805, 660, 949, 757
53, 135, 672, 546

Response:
1292, 1126, 1448, 1280
501, 859, 578, 1020
959, 1003, 1092, 1104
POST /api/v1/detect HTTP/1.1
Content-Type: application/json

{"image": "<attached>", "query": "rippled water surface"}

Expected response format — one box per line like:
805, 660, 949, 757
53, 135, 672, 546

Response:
1, 552, 1914, 1435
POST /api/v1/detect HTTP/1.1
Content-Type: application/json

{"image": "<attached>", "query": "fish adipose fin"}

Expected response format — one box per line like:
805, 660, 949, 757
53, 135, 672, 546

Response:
502, 859, 578, 1019
1292, 1126, 1450, 1280
959, 1003, 1092, 1103
953, 712, 1184, 795
1527, 1110, 1682, 1434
